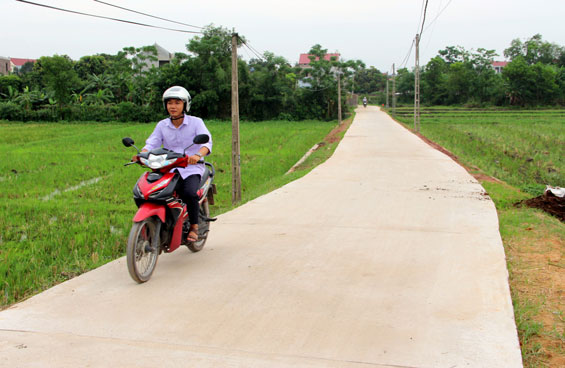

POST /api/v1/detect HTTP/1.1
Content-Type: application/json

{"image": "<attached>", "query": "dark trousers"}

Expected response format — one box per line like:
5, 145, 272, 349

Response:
175, 174, 201, 225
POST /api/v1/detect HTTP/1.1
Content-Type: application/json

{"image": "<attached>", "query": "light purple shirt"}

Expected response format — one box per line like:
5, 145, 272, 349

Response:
143, 115, 213, 179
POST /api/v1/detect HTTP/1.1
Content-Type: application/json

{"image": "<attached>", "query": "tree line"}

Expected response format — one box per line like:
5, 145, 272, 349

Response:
0, 26, 363, 122
393, 34, 565, 107
1, 29, 564, 123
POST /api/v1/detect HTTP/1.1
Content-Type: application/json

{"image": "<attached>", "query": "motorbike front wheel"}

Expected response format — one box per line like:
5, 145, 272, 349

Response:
126, 217, 160, 283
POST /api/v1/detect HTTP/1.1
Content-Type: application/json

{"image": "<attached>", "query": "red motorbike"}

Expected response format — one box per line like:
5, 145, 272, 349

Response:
122, 134, 216, 283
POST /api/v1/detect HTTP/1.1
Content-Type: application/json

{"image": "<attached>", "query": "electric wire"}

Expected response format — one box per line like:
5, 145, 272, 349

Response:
419, 0, 429, 36
416, 0, 426, 35
92, 0, 203, 29
247, 43, 266, 61
15, 0, 202, 34
243, 42, 264, 61
423, 0, 454, 34
239, 36, 265, 61
399, 38, 416, 69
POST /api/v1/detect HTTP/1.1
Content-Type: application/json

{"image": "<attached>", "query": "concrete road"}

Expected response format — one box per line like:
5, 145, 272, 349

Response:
0, 107, 522, 367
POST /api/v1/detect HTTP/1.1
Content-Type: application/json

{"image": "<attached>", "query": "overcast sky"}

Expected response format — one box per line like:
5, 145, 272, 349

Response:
2, 0, 564, 72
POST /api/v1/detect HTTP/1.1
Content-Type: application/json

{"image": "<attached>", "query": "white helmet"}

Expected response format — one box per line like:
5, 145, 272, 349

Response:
162, 86, 191, 113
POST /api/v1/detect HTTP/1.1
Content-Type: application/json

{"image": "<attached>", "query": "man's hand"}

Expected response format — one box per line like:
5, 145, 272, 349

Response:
187, 154, 202, 165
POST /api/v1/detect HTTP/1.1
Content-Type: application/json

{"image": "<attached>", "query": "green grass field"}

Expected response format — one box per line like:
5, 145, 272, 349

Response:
0, 120, 336, 307
392, 107, 564, 194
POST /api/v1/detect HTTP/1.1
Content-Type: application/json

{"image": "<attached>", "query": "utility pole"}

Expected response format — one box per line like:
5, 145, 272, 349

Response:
337, 72, 342, 124
392, 63, 396, 115
414, 34, 421, 132
386, 74, 389, 108
231, 33, 241, 204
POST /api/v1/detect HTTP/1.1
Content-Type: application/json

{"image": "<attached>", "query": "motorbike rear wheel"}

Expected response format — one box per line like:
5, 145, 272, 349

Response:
187, 200, 210, 252
127, 217, 160, 283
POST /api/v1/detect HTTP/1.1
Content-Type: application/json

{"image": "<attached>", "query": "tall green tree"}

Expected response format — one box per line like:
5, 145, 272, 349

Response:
422, 56, 448, 105
245, 52, 295, 120
504, 34, 564, 65
178, 25, 242, 118
502, 56, 536, 105
354, 67, 385, 94
35, 55, 80, 108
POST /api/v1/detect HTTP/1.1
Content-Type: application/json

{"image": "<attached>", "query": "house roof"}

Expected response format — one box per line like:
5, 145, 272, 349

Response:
298, 53, 340, 65
11, 58, 36, 66
153, 43, 172, 60
492, 61, 508, 67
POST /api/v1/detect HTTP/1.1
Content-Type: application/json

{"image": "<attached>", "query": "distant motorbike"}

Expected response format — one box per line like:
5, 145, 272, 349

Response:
363, 99, 367, 108
122, 134, 216, 283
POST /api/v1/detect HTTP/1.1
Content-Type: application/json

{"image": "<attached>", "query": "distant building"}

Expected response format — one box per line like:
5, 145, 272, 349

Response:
0, 57, 36, 75
298, 53, 340, 68
0, 57, 10, 75
141, 43, 173, 71
297, 52, 341, 88
492, 61, 508, 74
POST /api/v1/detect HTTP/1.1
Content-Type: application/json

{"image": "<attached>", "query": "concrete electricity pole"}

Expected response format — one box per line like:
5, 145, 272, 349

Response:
231, 33, 241, 204
337, 72, 342, 124
392, 63, 396, 115
414, 34, 421, 133
386, 74, 389, 108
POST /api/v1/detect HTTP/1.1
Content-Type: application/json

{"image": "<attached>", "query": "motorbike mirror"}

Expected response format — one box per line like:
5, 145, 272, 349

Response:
193, 134, 209, 144
122, 137, 135, 147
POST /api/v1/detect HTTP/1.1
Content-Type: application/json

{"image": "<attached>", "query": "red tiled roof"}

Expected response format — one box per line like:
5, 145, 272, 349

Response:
492, 61, 508, 67
11, 58, 36, 66
298, 53, 340, 65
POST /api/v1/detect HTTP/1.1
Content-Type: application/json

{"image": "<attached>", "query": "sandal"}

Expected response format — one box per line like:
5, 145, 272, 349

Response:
187, 225, 198, 242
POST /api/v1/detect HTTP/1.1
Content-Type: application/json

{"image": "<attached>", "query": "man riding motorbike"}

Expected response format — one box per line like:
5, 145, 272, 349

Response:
136, 86, 213, 243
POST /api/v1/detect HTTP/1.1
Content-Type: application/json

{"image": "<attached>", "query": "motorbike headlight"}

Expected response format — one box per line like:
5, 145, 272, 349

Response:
141, 154, 172, 169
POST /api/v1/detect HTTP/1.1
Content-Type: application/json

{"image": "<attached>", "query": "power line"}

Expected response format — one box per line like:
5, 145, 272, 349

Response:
416, 0, 426, 35
423, 0, 455, 34
419, 0, 429, 36
92, 0, 203, 29
399, 38, 415, 69
15, 0, 202, 34
246, 42, 266, 60
239, 37, 265, 61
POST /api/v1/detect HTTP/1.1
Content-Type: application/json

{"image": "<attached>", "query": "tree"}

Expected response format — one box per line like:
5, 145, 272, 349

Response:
354, 67, 385, 94
422, 56, 448, 105
181, 25, 243, 118
35, 55, 80, 108
438, 46, 469, 64
504, 34, 564, 65
75, 55, 108, 80
245, 52, 295, 120
502, 57, 536, 105
0, 75, 23, 99
395, 68, 414, 103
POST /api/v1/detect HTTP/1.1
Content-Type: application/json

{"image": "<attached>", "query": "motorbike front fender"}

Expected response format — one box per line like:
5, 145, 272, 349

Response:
133, 202, 166, 223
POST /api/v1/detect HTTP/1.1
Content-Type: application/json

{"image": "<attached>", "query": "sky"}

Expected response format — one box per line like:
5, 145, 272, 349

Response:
2, 0, 565, 73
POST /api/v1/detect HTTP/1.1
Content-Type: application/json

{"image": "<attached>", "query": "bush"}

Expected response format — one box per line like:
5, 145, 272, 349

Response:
32, 107, 58, 121
0, 102, 24, 120
115, 102, 137, 122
